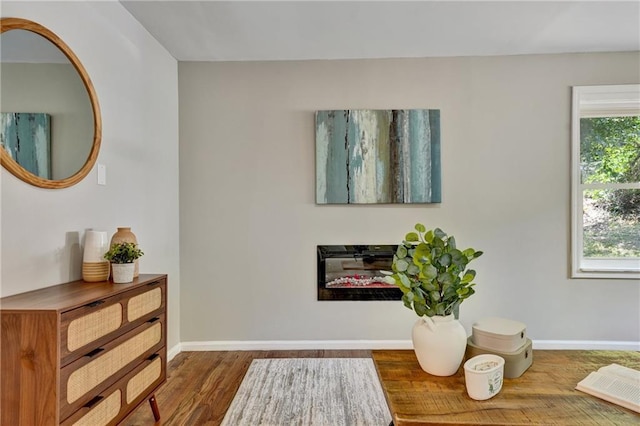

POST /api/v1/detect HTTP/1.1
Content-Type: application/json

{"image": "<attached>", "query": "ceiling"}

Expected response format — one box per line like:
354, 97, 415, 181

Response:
119, 1, 640, 62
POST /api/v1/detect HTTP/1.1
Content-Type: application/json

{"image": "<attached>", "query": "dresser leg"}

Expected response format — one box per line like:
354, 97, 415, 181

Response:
149, 394, 161, 421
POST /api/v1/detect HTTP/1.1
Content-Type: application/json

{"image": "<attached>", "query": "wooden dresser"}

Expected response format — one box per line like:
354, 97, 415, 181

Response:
1, 274, 167, 425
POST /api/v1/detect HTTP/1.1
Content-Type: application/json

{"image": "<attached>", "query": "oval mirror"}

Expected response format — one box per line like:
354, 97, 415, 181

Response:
0, 18, 101, 189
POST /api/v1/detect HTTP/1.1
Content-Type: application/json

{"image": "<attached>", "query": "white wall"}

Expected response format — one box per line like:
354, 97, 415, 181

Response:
0, 2, 181, 350
179, 53, 640, 346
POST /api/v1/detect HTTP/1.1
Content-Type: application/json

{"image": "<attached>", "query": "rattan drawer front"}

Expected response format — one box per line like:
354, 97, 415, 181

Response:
66, 322, 162, 405
126, 356, 162, 404
61, 348, 166, 426
60, 279, 166, 366
71, 390, 121, 426
67, 303, 123, 352
127, 287, 162, 322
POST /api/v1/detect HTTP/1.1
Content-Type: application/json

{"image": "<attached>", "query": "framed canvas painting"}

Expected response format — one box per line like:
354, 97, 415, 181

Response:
316, 109, 440, 204
0, 112, 51, 179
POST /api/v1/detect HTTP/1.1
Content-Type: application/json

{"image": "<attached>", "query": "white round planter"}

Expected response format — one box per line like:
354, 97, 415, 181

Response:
412, 314, 468, 376
111, 263, 135, 284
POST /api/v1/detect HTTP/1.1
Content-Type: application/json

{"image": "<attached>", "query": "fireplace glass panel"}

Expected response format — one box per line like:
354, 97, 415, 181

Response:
317, 245, 402, 301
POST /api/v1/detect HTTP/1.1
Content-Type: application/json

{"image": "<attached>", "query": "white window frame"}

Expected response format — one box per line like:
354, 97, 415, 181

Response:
571, 85, 640, 279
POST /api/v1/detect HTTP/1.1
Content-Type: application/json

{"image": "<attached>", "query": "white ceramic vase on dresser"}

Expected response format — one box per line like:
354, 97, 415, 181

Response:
82, 230, 110, 282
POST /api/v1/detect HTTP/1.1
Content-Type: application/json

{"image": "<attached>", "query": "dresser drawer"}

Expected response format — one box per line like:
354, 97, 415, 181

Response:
60, 278, 166, 366
62, 388, 122, 426
59, 315, 165, 420
61, 351, 166, 426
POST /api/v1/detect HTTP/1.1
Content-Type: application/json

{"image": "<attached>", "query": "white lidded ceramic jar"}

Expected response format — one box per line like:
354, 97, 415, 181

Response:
412, 314, 468, 376
464, 354, 505, 400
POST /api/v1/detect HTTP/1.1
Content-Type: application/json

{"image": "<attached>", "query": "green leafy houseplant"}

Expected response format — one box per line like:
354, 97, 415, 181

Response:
384, 224, 483, 318
103, 242, 144, 264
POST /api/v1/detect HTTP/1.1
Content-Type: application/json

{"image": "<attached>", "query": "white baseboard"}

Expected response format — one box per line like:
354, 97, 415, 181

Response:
181, 340, 413, 351
176, 339, 639, 353
167, 342, 182, 361
532, 340, 640, 351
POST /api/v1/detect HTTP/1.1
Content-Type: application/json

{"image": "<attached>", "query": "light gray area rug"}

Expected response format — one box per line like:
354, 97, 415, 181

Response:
221, 358, 392, 426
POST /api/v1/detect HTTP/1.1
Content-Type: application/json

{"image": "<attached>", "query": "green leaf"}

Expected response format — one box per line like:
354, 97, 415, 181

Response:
431, 248, 440, 260
421, 264, 438, 280
443, 286, 457, 300
414, 243, 430, 260
462, 248, 475, 259
474, 250, 484, 259
457, 287, 469, 295
405, 232, 419, 242
461, 270, 476, 284
396, 245, 408, 258
402, 294, 413, 309
434, 228, 447, 239
452, 302, 460, 319
396, 259, 409, 272
414, 302, 429, 317
448, 236, 456, 250
407, 264, 420, 276
439, 253, 451, 267
425, 229, 434, 243
450, 249, 465, 264
421, 281, 437, 291
430, 290, 441, 302
383, 275, 397, 285
415, 223, 426, 233
432, 237, 445, 250
399, 273, 411, 288
437, 272, 454, 285
413, 288, 426, 303
457, 287, 473, 299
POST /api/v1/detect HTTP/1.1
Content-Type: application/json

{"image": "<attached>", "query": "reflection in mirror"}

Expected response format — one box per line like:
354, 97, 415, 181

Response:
0, 18, 101, 189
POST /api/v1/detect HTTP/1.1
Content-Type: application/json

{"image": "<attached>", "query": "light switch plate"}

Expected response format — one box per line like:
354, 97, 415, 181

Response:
97, 164, 106, 185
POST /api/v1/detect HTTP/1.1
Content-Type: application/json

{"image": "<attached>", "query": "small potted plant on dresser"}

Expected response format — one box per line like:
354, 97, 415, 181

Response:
104, 242, 144, 283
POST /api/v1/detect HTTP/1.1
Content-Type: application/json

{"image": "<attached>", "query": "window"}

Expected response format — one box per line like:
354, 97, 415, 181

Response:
571, 85, 640, 279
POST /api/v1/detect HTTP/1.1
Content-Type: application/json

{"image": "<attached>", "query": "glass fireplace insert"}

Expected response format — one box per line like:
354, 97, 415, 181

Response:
317, 245, 402, 301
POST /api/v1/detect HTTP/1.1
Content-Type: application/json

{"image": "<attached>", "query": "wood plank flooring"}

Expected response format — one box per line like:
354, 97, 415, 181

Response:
123, 350, 372, 425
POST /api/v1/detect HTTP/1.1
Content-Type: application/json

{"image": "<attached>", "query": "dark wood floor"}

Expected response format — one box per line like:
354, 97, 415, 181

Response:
123, 350, 372, 425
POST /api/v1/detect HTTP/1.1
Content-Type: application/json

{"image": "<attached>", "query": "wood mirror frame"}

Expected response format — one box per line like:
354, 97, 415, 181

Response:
0, 17, 102, 189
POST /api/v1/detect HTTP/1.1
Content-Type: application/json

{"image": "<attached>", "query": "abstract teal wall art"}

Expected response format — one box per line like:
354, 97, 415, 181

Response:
0, 112, 51, 179
316, 109, 441, 204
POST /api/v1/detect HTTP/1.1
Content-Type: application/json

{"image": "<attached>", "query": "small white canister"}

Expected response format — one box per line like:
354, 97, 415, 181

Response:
464, 354, 505, 400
